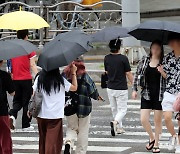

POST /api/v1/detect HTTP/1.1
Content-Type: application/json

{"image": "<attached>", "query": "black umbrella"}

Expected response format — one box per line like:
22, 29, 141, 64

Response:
0, 39, 38, 60
47, 30, 93, 50
91, 26, 130, 42
37, 31, 92, 71
129, 20, 180, 45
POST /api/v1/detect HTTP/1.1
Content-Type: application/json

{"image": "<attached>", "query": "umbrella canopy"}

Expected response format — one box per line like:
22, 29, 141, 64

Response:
91, 26, 130, 42
0, 11, 49, 30
48, 30, 93, 50
38, 31, 92, 71
129, 20, 180, 44
0, 39, 38, 60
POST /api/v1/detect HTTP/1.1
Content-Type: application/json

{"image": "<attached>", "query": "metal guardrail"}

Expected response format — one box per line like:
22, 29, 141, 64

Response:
0, 0, 122, 46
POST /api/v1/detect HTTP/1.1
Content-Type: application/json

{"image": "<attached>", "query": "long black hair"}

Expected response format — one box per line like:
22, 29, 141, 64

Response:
149, 40, 164, 64
37, 69, 64, 95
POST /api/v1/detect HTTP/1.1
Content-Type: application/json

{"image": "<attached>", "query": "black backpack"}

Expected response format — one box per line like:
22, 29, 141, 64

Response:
64, 74, 85, 116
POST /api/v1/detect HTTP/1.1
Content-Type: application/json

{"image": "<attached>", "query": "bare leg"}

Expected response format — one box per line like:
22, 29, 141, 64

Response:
178, 120, 180, 145
141, 109, 155, 142
164, 111, 176, 136
154, 110, 163, 147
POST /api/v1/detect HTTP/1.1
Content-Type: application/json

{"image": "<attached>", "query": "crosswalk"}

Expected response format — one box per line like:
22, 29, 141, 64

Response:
12, 99, 177, 153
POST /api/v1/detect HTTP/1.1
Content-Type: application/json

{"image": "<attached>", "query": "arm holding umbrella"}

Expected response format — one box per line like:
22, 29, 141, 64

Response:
30, 57, 38, 76
69, 64, 78, 92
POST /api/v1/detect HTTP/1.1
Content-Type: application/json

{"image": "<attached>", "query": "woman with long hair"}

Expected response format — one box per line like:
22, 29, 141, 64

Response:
132, 40, 166, 153
32, 65, 77, 154
63, 57, 103, 154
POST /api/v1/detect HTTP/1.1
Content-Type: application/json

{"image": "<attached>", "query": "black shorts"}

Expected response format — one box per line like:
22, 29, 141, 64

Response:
141, 97, 162, 110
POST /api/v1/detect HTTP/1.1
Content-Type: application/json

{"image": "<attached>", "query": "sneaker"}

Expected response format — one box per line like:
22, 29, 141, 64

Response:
175, 145, 180, 153
64, 142, 71, 154
10, 116, 16, 130
168, 136, 177, 151
117, 128, 125, 134
22, 125, 34, 131
110, 121, 117, 137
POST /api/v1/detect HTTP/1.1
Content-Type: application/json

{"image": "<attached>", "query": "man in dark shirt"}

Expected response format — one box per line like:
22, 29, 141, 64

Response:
104, 39, 133, 136
0, 60, 15, 154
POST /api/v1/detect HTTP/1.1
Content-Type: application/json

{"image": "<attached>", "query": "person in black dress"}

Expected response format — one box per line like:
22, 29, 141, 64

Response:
132, 40, 166, 153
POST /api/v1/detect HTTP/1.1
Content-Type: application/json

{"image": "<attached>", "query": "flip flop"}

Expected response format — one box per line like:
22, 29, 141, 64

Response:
153, 147, 160, 153
146, 140, 155, 151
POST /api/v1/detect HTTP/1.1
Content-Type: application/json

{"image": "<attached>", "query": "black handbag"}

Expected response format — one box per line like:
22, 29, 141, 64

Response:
64, 92, 78, 116
101, 73, 108, 89
64, 74, 84, 116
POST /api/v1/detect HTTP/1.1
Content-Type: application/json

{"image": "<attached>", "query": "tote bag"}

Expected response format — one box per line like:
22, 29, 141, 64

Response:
81, 0, 102, 8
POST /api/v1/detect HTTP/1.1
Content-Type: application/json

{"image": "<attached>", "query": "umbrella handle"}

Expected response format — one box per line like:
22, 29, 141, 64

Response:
87, 41, 93, 48
19, 6, 22, 11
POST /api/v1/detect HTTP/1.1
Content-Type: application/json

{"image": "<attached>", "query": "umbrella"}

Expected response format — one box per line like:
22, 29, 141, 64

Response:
37, 31, 92, 71
129, 20, 180, 44
91, 26, 130, 42
0, 39, 38, 60
48, 30, 93, 50
0, 11, 49, 30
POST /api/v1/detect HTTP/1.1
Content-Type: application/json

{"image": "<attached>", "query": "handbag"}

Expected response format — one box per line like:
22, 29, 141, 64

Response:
28, 90, 43, 118
101, 73, 108, 89
64, 92, 78, 116
138, 57, 147, 87
64, 74, 85, 116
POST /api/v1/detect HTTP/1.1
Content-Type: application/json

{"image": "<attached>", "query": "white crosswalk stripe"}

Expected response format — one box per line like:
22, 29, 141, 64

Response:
12, 99, 176, 153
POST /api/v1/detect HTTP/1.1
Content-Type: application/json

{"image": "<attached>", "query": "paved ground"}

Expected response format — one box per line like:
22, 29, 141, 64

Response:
10, 86, 178, 154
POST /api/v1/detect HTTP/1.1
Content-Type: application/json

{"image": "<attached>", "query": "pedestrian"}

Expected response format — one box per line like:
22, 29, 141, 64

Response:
32, 65, 77, 154
160, 32, 180, 153
9, 29, 38, 131
132, 40, 165, 153
104, 38, 133, 136
0, 60, 15, 154
63, 57, 103, 154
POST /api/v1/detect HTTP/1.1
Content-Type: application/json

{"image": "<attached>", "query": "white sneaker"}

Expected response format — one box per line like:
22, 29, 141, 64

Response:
168, 136, 177, 151
10, 116, 16, 130
22, 125, 34, 131
175, 145, 180, 153
117, 128, 125, 134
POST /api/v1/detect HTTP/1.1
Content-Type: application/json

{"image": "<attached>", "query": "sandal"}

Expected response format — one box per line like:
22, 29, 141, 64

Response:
146, 140, 155, 151
153, 147, 160, 153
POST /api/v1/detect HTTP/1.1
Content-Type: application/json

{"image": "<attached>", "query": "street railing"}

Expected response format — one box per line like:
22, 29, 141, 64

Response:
0, 0, 122, 46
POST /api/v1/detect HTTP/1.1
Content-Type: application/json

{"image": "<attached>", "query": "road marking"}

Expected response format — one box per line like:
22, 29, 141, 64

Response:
12, 124, 178, 133
13, 144, 130, 152
12, 137, 147, 143
89, 131, 171, 137
100, 104, 141, 109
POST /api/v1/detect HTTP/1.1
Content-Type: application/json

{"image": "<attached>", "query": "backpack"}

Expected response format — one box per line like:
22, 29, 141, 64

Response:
64, 74, 85, 116
28, 77, 43, 118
